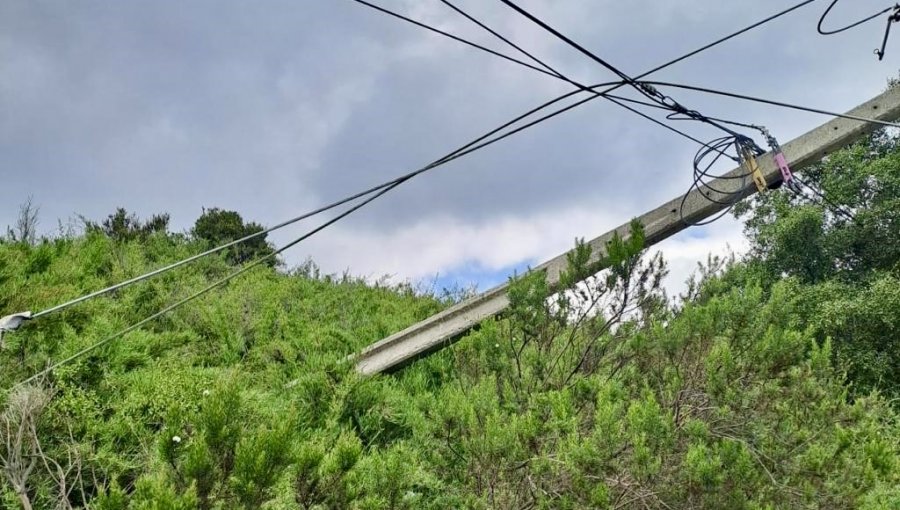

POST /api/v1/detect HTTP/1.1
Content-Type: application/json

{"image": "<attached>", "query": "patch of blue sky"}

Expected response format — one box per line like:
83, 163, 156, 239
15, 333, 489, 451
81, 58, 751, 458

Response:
420, 259, 534, 296
681, 226, 710, 240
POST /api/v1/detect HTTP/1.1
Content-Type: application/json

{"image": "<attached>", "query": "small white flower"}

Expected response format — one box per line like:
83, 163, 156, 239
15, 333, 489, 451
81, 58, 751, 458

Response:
202, 389, 210, 397
172, 435, 182, 443
494, 343, 500, 348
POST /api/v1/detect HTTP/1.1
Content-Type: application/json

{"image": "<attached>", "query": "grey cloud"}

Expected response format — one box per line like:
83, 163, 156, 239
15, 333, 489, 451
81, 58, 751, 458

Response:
1, 0, 896, 277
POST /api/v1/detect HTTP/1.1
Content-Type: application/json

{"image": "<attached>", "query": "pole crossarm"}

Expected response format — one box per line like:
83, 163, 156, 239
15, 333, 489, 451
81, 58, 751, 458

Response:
352, 86, 900, 376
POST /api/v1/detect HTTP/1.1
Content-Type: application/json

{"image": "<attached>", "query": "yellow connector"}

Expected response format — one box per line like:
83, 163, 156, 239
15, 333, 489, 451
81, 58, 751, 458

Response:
741, 146, 767, 193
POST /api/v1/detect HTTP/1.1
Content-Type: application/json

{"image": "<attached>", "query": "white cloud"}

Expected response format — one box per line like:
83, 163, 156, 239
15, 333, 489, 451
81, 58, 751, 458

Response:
291, 201, 628, 281
649, 216, 749, 299
283, 201, 749, 301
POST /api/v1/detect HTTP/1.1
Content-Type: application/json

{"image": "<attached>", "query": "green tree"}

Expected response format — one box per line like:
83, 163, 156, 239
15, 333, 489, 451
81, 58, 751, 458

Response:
84, 207, 170, 243
191, 207, 276, 267
733, 129, 900, 398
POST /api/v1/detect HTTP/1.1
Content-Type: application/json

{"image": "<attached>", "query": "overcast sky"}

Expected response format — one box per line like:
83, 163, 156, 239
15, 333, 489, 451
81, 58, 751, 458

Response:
2, 0, 897, 297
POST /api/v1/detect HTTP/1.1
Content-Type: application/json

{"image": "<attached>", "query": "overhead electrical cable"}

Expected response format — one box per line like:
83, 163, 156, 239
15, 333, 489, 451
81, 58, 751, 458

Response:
640, 81, 900, 129
437, 0, 886, 221
496, 0, 760, 142
435, 0, 742, 159
12, 180, 405, 389
358, 0, 829, 133
349, 0, 558, 79
436, 0, 565, 78
7, 79, 624, 329
367, 0, 821, 95
817, 0, 897, 35
362, 0, 893, 171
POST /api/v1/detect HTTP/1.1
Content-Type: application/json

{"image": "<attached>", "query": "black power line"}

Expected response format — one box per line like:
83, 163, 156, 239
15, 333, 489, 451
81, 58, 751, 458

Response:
350, 0, 558, 79
640, 81, 900, 129
432, 0, 849, 175
496, 0, 649, 93
817, 0, 900, 60
436, 0, 565, 78
496, 0, 762, 141
359, 0, 827, 137
817, 0, 896, 35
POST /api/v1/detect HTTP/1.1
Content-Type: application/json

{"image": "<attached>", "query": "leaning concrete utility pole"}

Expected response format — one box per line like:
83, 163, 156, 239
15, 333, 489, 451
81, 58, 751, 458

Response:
352, 86, 900, 376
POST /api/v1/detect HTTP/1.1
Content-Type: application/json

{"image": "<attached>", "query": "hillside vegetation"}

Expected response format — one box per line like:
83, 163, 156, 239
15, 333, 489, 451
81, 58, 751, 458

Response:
0, 135, 898, 509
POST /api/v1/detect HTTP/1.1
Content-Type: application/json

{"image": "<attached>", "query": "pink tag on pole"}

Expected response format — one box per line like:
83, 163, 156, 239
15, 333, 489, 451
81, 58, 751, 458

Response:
774, 152, 793, 183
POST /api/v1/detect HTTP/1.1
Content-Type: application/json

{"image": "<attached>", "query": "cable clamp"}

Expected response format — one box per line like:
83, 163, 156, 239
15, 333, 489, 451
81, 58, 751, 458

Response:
760, 129, 799, 192
0, 311, 32, 345
875, 4, 900, 60
637, 82, 662, 98
739, 142, 768, 193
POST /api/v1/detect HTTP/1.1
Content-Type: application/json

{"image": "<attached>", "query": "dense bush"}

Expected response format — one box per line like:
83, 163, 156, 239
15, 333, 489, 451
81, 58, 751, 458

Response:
192, 208, 275, 267
734, 129, 900, 398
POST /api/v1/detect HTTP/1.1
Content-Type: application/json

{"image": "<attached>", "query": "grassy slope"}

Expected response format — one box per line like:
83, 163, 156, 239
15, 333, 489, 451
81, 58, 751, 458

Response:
0, 231, 897, 509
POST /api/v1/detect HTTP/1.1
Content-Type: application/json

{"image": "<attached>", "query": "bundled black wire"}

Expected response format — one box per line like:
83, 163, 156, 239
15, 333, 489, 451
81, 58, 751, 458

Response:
679, 135, 753, 226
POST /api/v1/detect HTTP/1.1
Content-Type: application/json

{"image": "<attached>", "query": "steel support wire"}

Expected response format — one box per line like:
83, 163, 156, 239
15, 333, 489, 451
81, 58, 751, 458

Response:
12, 180, 403, 390
15, 80, 625, 325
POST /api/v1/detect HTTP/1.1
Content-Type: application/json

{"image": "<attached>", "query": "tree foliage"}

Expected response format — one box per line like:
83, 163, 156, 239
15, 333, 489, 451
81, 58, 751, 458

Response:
5, 197, 40, 246
0, 167, 897, 507
734, 129, 900, 398
83, 208, 171, 244
192, 208, 276, 267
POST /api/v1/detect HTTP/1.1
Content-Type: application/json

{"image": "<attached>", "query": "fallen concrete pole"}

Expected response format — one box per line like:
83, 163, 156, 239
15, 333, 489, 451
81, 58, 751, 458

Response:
353, 87, 900, 376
